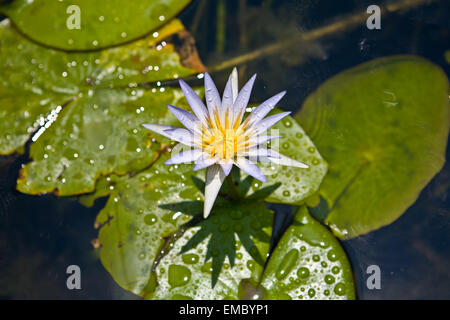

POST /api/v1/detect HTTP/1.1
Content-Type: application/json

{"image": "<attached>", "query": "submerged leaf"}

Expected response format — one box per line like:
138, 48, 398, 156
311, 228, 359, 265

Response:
296, 56, 449, 239
0, 0, 192, 50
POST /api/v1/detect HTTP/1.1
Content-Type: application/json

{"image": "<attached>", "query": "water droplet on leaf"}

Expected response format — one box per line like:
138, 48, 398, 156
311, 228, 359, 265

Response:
168, 265, 191, 288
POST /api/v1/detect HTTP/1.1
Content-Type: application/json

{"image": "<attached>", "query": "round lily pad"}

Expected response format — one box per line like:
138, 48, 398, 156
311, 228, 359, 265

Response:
0, 18, 204, 195
296, 56, 449, 239
0, 0, 192, 50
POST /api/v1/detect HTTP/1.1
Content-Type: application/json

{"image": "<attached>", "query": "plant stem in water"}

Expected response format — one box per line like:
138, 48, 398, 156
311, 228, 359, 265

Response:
216, 0, 226, 53
208, 0, 439, 72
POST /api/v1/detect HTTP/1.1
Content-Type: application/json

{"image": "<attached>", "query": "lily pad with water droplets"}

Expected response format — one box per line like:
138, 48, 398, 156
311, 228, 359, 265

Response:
0, 19, 204, 195
84, 158, 344, 299
0, 18, 199, 155
16, 87, 198, 195
91, 155, 204, 295
296, 56, 449, 239
0, 89, 73, 155
0, 0, 192, 50
86, 153, 273, 298
147, 200, 273, 300
259, 207, 355, 300
246, 112, 327, 205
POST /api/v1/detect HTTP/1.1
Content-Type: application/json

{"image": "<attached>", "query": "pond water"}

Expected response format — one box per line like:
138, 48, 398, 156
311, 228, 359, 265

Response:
0, 0, 448, 299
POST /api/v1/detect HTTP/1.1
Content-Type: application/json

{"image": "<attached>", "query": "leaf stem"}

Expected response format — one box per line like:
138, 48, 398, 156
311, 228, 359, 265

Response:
190, 0, 208, 36
216, 0, 226, 53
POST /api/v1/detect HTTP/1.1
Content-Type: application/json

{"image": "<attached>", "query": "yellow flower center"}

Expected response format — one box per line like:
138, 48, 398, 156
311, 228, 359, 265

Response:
199, 111, 251, 161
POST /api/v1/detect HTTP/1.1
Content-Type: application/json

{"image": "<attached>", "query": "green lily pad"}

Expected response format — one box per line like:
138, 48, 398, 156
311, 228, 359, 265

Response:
147, 200, 273, 300
0, 19, 204, 195
89, 153, 273, 298
92, 155, 204, 295
296, 56, 449, 239
246, 113, 327, 205
16, 86, 197, 196
0, 18, 198, 155
259, 207, 355, 300
0, 0, 192, 50
0, 88, 73, 155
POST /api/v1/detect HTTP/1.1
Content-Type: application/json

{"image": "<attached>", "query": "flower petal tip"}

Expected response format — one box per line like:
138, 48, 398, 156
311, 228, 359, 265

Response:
203, 207, 211, 219
220, 162, 233, 176
292, 160, 309, 168
278, 91, 287, 99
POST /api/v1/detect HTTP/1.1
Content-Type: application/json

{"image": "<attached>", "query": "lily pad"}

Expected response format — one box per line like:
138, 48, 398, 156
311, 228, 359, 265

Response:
0, 88, 72, 155
259, 207, 355, 300
88, 153, 273, 298
16, 87, 197, 196
0, 0, 192, 50
147, 200, 273, 300
92, 155, 204, 295
246, 113, 327, 205
0, 19, 204, 195
296, 56, 449, 239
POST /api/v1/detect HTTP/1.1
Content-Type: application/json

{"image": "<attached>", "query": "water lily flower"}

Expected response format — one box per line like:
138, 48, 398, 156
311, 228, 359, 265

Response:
143, 68, 308, 218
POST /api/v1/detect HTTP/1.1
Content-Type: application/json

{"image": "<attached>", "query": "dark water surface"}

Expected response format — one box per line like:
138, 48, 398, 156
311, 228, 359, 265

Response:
0, 0, 449, 299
